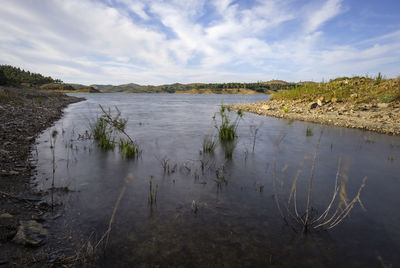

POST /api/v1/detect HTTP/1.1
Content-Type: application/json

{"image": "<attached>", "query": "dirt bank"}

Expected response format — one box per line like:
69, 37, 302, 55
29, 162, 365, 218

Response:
231, 99, 400, 135
0, 86, 83, 266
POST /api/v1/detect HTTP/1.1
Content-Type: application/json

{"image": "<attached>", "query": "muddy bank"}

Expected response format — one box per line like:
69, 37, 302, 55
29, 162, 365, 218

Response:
0, 86, 83, 266
231, 99, 400, 135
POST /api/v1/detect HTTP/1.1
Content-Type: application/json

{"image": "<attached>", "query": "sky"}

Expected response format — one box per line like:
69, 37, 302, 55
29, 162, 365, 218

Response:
0, 0, 399, 85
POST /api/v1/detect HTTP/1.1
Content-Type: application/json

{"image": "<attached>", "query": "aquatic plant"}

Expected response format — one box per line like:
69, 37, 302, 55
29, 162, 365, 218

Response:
259, 184, 264, 192
306, 127, 313, 137
99, 174, 133, 250
272, 130, 368, 233
213, 105, 243, 142
222, 141, 236, 159
148, 175, 158, 206
250, 123, 263, 153
92, 117, 115, 150
202, 134, 217, 153
92, 105, 141, 158
155, 156, 176, 174
118, 138, 141, 159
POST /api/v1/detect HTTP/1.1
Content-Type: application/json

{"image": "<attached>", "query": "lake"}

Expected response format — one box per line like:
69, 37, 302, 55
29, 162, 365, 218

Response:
32, 93, 400, 267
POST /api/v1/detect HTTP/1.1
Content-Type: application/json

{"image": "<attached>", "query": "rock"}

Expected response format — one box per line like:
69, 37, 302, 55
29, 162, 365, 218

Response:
350, 93, 358, 98
13, 220, 48, 247
8, 171, 19, 175
317, 99, 323, 106
309, 102, 318, 109
0, 213, 13, 219
377, 103, 389, 108
331, 97, 338, 103
261, 105, 270, 110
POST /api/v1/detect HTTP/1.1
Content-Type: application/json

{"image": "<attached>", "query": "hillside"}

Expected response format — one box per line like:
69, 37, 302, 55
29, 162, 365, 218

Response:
87, 81, 298, 94
0, 65, 61, 86
231, 75, 400, 135
271, 76, 400, 103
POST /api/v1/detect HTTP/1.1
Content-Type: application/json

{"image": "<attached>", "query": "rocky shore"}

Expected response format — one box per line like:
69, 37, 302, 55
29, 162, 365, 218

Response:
0, 86, 83, 266
231, 98, 400, 135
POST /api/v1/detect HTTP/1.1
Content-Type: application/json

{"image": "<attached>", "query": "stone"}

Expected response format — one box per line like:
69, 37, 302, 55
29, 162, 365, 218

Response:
331, 97, 338, 103
317, 99, 323, 106
377, 103, 389, 108
350, 93, 358, 98
13, 220, 48, 247
309, 102, 318, 109
261, 105, 270, 110
0, 213, 13, 219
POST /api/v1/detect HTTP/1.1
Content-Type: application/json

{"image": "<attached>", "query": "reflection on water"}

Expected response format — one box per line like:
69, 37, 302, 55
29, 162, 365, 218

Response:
33, 93, 400, 267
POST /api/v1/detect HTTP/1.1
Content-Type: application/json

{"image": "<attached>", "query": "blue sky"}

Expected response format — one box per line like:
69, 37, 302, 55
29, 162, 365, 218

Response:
0, 0, 399, 85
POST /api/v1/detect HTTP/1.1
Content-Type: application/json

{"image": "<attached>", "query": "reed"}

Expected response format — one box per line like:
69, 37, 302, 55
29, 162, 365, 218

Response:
274, 130, 368, 233
202, 134, 217, 153
213, 105, 243, 142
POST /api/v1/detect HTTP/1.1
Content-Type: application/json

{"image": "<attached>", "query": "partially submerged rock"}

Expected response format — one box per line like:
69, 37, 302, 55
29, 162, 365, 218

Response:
13, 220, 48, 247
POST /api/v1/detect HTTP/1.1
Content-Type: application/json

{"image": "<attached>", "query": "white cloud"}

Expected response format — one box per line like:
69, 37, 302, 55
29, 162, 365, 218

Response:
0, 0, 398, 84
304, 0, 343, 33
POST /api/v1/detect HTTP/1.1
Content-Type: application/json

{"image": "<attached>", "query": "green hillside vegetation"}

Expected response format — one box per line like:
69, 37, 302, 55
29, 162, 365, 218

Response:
271, 75, 400, 103
75, 86, 100, 93
93, 81, 297, 94
0, 65, 61, 86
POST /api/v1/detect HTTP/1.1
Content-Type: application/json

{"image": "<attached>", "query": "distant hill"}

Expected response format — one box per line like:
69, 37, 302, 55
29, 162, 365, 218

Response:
75, 86, 100, 93
39, 83, 75, 91
0, 65, 301, 94
262, 80, 289, 85
86, 80, 298, 94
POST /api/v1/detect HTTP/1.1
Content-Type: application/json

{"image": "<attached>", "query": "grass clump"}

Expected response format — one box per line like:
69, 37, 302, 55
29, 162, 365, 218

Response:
213, 105, 243, 142
118, 138, 141, 159
202, 135, 217, 153
91, 105, 141, 157
148, 175, 158, 206
93, 117, 115, 150
306, 127, 313, 137
222, 141, 236, 159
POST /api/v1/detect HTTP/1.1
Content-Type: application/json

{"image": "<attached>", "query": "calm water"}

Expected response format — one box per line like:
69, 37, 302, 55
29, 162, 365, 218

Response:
33, 93, 400, 267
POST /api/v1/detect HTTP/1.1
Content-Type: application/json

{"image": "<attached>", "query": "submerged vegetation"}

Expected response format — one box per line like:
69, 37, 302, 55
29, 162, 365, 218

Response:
202, 135, 217, 153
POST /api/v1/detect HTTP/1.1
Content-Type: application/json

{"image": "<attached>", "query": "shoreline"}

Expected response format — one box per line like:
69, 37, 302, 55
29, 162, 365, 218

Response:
0, 86, 84, 265
230, 99, 400, 136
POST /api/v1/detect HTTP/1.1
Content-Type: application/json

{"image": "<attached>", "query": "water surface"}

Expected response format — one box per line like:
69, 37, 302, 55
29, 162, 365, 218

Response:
33, 93, 400, 267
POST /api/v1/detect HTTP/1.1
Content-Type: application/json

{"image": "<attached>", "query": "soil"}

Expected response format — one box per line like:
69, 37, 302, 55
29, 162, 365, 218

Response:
0, 86, 84, 266
230, 99, 400, 135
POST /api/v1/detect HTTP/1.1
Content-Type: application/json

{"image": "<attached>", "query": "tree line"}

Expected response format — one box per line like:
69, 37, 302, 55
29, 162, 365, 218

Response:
0, 65, 62, 86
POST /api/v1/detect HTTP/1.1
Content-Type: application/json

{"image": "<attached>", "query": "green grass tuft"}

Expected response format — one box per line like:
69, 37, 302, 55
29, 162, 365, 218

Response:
213, 105, 243, 142
202, 135, 217, 153
306, 127, 313, 137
